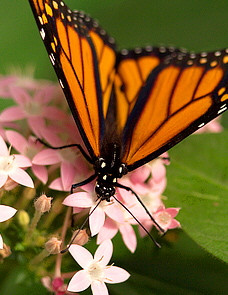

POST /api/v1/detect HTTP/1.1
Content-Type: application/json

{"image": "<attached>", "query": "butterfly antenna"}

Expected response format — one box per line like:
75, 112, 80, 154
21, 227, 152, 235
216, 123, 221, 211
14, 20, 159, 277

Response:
115, 183, 165, 233
112, 195, 161, 248
61, 199, 102, 254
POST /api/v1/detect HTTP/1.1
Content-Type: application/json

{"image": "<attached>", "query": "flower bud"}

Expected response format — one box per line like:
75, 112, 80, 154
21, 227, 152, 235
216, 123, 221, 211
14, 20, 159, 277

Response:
34, 194, 52, 213
17, 210, 30, 227
72, 229, 89, 246
45, 237, 62, 254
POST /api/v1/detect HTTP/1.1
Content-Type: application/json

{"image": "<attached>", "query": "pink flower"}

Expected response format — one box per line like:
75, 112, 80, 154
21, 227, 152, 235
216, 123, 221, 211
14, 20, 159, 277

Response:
97, 217, 137, 253
68, 240, 130, 295
0, 135, 34, 188
6, 130, 48, 183
0, 205, 17, 249
63, 184, 124, 236
0, 85, 66, 137
152, 206, 181, 232
33, 125, 88, 191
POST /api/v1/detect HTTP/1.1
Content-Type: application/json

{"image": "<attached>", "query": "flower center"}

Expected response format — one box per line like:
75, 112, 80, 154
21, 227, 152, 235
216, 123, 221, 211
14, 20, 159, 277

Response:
87, 261, 104, 281
59, 148, 77, 162
0, 155, 16, 174
157, 212, 171, 225
26, 146, 38, 159
25, 101, 42, 116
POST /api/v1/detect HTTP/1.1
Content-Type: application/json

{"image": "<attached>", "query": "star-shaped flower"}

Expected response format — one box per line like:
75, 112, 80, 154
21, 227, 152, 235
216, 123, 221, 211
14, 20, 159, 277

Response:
68, 240, 130, 295
0, 135, 34, 188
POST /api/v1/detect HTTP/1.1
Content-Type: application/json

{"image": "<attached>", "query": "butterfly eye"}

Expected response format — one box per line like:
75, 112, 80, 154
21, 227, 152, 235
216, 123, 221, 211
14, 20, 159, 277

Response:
118, 164, 128, 177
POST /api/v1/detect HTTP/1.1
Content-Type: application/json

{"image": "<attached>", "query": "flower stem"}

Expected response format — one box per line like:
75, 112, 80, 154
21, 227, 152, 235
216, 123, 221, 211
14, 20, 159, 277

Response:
54, 207, 72, 277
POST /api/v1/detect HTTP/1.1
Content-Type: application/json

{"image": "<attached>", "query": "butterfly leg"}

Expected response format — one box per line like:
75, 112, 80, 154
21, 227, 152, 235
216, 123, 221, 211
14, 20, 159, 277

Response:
70, 174, 97, 193
36, 138, 92, 163
115, 182, 165, 233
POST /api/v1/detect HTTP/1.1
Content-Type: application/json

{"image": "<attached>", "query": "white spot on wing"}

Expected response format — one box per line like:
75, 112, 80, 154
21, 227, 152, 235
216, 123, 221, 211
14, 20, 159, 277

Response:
40, 28, 45, 40
49, 54, 55, 65
59, 79, 64, 88
218, 106, 227, 114
198, 123, 205, 128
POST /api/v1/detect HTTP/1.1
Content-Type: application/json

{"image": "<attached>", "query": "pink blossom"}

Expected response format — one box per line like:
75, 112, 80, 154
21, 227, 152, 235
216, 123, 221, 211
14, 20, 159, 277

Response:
153, 206, 181, 231
33, 125, 89, 191
0, 135, 34, 188
6, 130, 48, 183
63, 184, 124, 236
0, 85, 66, 137
68, 240, 130, 294
139, 206, 181, 236
97, 217, 137, 253
0, 205, 17, 249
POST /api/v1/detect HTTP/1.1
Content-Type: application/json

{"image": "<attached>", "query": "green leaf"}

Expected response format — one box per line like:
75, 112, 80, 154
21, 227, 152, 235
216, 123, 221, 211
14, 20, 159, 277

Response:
0, 265, 46, 295
165, 131, 228, 262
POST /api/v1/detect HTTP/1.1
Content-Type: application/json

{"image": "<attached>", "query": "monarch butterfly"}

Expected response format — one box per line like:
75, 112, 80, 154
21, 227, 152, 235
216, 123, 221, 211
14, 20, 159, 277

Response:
29, 0, 228, 244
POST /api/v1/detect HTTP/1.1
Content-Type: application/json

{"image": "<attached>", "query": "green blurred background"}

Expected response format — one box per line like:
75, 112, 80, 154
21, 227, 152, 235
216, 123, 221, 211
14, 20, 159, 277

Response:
0, 1, 228, 294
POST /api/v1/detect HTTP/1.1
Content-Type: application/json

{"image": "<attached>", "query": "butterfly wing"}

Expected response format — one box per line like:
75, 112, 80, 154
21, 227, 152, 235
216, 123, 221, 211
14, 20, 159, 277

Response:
116, 48, 228, 170
114, 46, 183, 132
29, 0, 116, 158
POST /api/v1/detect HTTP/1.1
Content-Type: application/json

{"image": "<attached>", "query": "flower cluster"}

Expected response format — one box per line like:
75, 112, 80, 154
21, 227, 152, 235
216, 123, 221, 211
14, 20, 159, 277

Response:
1, 73, 222, 294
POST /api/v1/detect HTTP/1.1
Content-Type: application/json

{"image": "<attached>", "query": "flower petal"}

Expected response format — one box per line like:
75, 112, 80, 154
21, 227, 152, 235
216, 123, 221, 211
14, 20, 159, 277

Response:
91, 281, 109, 295
0, 205, 17, 222
43, 106, 67, 120
165, 208, 180, 218
49, 177, 65, 191
0, 135, 9, 156
94, 240, 113, 267
89, 206, 105, 237
28, 117, 45, 138
14, 155, 32, 167
0, 174, 8, 188
0, 106, 25, 121
105, 203, 124, 223
6, 130, 27, 154
120, 223, 137, 253
9, 168, 34, 188
63, 192, 93, 208
32, 165, 48, 184
97, 218, 118, 244
69, 244, 93, 268
33, 149, 60, 165
61, 162, 76, 191
67, 270, 91, 292
104, 266, 130, 284
0, 234, 3, 249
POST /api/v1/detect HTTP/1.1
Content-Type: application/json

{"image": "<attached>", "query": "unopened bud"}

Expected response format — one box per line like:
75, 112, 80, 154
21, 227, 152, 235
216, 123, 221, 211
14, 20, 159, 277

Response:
35, 194, 52, 213
45, 237, 62, 254
72, 229, 89, 246
17, 210, 30, 227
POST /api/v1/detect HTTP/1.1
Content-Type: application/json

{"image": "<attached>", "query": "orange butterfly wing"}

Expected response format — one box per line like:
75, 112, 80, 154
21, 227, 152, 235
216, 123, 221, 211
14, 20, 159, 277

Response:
116, 49, 228, 169
114, 46, 183, 132
29, 0, 116, 158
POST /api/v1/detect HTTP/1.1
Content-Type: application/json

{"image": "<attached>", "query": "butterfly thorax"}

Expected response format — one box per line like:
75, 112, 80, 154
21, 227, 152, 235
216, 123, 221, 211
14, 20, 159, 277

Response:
94, 144, 128, 201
